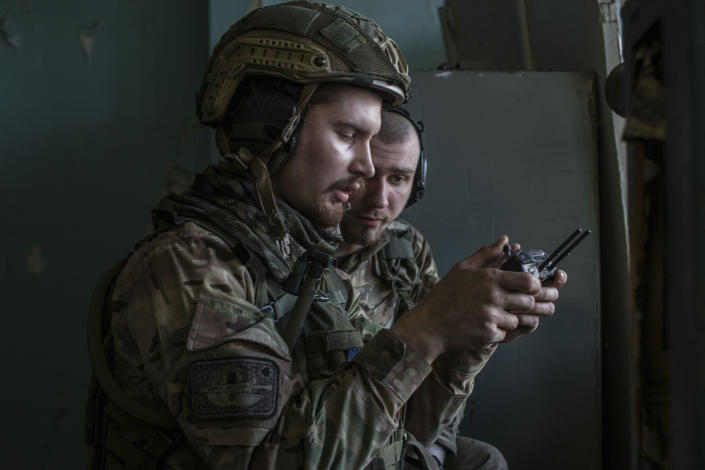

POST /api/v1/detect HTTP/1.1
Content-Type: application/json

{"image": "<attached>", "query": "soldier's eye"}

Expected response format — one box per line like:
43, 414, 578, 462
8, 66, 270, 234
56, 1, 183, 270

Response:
389, 175, 408, 185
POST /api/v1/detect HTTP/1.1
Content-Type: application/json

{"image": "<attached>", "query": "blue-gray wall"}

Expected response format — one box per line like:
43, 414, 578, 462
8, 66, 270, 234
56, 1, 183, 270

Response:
0, 1, 208, 467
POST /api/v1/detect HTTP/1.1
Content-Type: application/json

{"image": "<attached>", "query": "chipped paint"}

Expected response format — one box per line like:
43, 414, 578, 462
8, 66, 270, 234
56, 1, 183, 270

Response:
79, 33, 94, 57
0, 9, 22, 53
25, 244, 47, 274
79, 21, 100, 59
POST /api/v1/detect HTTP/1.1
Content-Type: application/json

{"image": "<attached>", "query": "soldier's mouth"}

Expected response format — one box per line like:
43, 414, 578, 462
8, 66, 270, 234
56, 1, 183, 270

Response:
334, 189, 350, 203
331, 180, 362, 203
356, 215, 385, 227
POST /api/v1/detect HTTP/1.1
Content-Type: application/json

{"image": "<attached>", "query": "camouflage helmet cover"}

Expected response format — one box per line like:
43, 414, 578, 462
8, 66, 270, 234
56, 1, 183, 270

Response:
197, 1, 411, 125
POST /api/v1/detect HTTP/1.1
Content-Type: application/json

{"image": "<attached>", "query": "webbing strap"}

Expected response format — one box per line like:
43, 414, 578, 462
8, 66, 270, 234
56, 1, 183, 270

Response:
249, 156, 286, 237
281, 274, 319, 351
232, 240, 270, 307
260, 292, 298, 322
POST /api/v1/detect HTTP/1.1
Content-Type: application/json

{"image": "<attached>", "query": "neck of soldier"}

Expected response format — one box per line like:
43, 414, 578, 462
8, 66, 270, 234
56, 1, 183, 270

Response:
333, 240, 365, 259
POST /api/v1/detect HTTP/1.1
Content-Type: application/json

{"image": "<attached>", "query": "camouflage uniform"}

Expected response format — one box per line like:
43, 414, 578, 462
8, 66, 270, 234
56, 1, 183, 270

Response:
338, 220, 465, 453
338, 220, 439, 328
86, 160, 490, 469
338, 220, 508, 470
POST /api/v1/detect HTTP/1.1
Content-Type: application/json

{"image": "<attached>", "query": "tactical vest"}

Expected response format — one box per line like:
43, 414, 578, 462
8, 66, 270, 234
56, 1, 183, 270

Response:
85, 218, 434, 470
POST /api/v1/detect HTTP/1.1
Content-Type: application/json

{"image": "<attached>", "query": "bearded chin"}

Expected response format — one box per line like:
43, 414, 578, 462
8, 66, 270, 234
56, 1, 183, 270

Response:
310, 201, 345, 229
340, 217, 381, 247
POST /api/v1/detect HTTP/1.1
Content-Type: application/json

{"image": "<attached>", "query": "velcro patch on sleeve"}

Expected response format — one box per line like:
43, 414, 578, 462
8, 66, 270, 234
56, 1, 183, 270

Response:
187, 295, 261, 351
190, 357, 279, 420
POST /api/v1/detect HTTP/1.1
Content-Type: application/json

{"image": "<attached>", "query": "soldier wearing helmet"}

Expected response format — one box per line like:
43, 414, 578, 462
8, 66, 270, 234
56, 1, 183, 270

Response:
336, 107, 553, 469
86, 3, 563, 469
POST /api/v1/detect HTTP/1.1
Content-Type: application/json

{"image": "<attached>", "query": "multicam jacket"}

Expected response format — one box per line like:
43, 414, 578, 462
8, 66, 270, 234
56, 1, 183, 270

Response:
338, 220, 440, 328
89, 160, 487, 469
338, 220, 463, 455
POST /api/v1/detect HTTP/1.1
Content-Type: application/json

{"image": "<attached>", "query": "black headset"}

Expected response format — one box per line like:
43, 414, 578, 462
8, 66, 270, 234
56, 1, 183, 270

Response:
387, 106, 427, 207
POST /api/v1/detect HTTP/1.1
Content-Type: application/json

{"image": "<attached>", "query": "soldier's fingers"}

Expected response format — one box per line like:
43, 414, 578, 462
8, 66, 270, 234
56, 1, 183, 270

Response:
502, 291, 536, 313
534, 286, 559, 303
497, 270, 541, 294
465, 236, 509, 268
495, 310, 520, 331
501, 318, 539, 342
485, 242, 522, 269
528, 301, 556, 316
544, 269, 568, 288
515, 313, 540, 331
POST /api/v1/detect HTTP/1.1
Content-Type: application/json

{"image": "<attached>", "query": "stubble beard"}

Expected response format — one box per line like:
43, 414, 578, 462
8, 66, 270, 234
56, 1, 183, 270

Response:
308, 177, 364, 229
340, 215, 385, 247
309, 198, 345, 229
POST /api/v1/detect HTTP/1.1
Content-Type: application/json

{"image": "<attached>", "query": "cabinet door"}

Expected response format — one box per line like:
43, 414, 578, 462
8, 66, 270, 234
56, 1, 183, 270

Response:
402, 71, 601, 470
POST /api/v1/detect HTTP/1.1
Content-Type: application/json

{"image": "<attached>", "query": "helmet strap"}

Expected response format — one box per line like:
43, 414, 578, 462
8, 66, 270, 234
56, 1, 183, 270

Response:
246, 82, 318, 240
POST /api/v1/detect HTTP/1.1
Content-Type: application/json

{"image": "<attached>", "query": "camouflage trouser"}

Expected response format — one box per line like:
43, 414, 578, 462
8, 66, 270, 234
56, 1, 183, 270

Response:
444, 437, 508, 470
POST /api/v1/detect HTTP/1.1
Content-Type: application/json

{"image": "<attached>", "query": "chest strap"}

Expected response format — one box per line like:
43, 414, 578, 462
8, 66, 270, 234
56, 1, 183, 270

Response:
260, 293, 298, 322
381, 232, 414, 261
279, 249, 338, 351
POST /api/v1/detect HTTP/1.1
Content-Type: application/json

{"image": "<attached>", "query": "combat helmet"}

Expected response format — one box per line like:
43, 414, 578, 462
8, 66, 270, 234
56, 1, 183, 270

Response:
196, 1, 411, 238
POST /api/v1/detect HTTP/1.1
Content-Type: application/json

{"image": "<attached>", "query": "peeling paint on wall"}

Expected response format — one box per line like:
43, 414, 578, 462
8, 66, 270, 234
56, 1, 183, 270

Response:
25, 244, 47, 274
79, 32, 93, 57
79, 21, 100, 59
0, 9, 22, 53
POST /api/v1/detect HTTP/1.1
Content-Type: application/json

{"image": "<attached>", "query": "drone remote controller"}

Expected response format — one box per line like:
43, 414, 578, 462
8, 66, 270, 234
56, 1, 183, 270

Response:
501, 228, 591, 282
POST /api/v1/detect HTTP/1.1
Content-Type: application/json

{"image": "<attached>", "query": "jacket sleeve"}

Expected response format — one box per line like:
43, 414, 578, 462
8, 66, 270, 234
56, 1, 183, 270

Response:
110, 224, 432, 469
406, 226, 494, 453
404, 347, 496, 448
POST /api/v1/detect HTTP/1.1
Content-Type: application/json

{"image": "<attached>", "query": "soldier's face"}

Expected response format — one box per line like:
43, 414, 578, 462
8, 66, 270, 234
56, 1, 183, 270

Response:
340, 132, 420, 247
273, 86, 380, 228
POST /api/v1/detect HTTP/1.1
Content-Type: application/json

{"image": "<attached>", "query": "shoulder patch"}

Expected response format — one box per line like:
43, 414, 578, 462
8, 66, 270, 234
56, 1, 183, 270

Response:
190, 357, 279, 420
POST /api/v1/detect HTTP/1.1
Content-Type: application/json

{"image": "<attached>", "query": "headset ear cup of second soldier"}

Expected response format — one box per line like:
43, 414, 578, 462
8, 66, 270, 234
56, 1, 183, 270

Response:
387, 105, 427, 207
